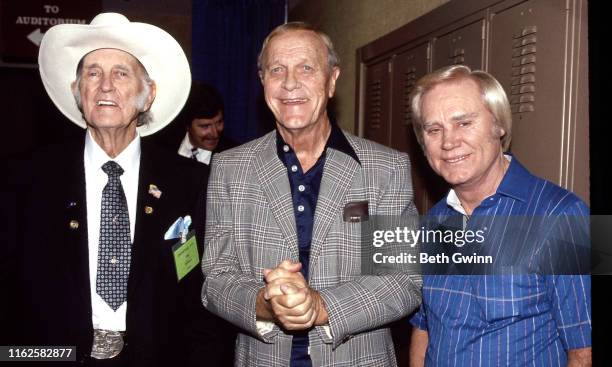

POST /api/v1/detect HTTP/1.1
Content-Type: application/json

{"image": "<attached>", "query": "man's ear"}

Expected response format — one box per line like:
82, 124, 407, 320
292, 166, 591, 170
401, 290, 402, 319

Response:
143, 81, 156, 112
258, 70, 265, 84
71, 80, 83, 110
327, 66, 340, 98
494, 125, 505, 137
71, 80, 80, 100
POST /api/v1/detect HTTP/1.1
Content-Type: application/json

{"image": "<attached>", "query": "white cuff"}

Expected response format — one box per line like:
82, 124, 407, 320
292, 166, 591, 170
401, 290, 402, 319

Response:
256, 320, 275, 336
322, 325, 333, 338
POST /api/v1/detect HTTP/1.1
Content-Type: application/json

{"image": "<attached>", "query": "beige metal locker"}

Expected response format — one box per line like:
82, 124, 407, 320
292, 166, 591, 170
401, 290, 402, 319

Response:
390, 42, 448, 213
363, 59, 392, 145
489, 0, 589, 201
432, 17, 487, 70
356, 0, 589, 209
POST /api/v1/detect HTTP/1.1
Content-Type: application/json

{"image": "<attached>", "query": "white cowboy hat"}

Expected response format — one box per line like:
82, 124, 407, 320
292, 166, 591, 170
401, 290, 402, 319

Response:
38, 12, 191, 136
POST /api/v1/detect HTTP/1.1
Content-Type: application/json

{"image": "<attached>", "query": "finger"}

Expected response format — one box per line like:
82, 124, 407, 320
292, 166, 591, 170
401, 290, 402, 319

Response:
265, 281, 302, 300
273, 288, 312, 310
280, 283, 300, 295
280, 309, 316, 325
276, 308, 317, 330
264, 268, 307, 285
278, 260, 302, 273
265, 278, 307, 289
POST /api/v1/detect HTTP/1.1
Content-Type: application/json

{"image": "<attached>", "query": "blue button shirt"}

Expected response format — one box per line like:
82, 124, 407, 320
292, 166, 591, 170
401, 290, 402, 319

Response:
276, 123, 360, 367
411, 157, 591, 366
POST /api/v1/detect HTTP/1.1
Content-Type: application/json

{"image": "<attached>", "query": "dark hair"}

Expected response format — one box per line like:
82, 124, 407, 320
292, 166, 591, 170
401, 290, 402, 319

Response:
183, 81, 224, 126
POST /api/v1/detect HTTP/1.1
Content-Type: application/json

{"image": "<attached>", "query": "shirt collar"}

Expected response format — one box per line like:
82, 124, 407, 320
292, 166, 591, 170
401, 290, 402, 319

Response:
177, 133, 195, 157
178, 133, 213, 157
85, 128, 141, 173
446, 154, 530, 213
494, 154, 532, 202
446, 189, 466, 215
275, 120, 361, 165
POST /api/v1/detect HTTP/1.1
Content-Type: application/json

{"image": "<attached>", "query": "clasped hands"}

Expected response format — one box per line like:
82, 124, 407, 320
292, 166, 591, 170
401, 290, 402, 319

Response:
256, 260, 328, 331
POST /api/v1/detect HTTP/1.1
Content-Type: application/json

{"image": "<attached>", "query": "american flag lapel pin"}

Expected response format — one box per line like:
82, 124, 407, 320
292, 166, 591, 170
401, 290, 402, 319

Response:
148, 184, 162, 199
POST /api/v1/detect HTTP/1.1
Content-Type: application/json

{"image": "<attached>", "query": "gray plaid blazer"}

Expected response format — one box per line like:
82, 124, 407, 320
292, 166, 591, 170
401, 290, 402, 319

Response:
202, 130, 422, 366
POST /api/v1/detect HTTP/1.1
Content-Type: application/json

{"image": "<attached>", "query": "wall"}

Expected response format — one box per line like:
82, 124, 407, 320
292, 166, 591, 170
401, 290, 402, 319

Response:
102, 0, 191, 58
290, 0, 449, 133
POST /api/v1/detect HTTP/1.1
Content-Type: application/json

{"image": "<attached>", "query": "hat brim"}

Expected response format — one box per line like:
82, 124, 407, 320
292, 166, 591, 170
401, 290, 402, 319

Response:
38, 13, 191, 136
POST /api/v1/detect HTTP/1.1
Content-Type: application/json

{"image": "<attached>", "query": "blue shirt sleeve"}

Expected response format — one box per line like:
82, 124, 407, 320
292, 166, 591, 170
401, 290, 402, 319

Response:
410, 304, 428, 331
547, 199, 591, 350
548, 275, 591, 350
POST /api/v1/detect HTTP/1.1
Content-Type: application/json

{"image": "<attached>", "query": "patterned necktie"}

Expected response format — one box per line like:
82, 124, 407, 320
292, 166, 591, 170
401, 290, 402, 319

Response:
96, 161, 132, 311
191, 147, 199, 161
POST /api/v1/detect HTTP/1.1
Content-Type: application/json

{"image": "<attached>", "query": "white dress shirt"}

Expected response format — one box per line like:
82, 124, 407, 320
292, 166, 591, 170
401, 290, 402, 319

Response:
84, 130, 141, 331
178, 132, 213, 165
446, 154, 512, 216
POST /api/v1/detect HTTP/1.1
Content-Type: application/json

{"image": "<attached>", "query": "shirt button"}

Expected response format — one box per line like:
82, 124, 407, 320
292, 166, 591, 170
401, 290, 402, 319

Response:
283, 145, 290, 152
291, 165, 298, 172
297, 205, 305, 212
298, 185, 306, 192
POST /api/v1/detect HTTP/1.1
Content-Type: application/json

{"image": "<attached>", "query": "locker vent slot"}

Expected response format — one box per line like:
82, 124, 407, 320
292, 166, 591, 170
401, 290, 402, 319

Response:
510, 25, 536, 114
403, 68, 417, 126
367, 80, 383, 128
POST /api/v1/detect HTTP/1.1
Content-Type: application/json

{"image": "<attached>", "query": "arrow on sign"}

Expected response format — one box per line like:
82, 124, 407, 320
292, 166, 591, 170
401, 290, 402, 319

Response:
27, 28, 44, 46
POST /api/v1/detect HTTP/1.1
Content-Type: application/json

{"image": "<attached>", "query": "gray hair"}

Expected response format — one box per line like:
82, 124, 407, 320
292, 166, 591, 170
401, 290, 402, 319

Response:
72, 54, 154, 127
410, 65, 512, 151
257, 22, 340, 74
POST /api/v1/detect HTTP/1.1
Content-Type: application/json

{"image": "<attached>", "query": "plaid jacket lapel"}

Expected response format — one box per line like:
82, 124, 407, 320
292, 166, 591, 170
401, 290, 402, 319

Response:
309, 148, 360, 271
253, 134, 300, 260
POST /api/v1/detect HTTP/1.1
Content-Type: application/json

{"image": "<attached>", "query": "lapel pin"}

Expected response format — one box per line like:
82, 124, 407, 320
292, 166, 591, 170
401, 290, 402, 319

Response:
148, 184, 162, 199
145, 206, 154, 215
69, 220, 79, 230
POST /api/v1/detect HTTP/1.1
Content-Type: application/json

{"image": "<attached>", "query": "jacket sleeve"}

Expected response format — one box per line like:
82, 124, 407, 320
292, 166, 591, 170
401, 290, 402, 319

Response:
201, 155, 276, 342
181, 162, 236, 367
318, 152, 423, 348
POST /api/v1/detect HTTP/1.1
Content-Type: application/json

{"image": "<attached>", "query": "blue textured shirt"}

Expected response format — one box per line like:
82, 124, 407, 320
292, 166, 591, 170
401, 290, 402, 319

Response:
276, 123, 360, 367
410, 157, 592, 366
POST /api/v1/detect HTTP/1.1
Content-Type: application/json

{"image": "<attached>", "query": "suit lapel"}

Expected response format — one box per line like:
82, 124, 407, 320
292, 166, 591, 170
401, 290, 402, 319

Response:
309, 149, 359, 270
64, 135, 92, 310
128, 142, 158, 298
253, 133, 299, 260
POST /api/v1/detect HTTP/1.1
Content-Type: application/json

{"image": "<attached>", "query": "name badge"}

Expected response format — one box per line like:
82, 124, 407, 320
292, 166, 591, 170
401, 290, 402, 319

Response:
172, 231, 199, 282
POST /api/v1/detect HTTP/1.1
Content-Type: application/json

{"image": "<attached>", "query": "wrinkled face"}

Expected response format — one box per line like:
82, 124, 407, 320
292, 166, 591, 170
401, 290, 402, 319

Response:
74, 48, 154, 132
260, 30, 339, 132
421, 78, 504, 191
188, 111, 224, 151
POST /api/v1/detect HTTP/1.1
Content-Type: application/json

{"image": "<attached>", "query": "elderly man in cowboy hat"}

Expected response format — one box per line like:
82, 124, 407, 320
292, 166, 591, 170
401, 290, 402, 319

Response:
5, 13, 233, 366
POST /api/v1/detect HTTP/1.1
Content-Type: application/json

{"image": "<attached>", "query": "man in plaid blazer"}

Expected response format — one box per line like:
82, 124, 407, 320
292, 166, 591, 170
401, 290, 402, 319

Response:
202, 22, 422, 366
